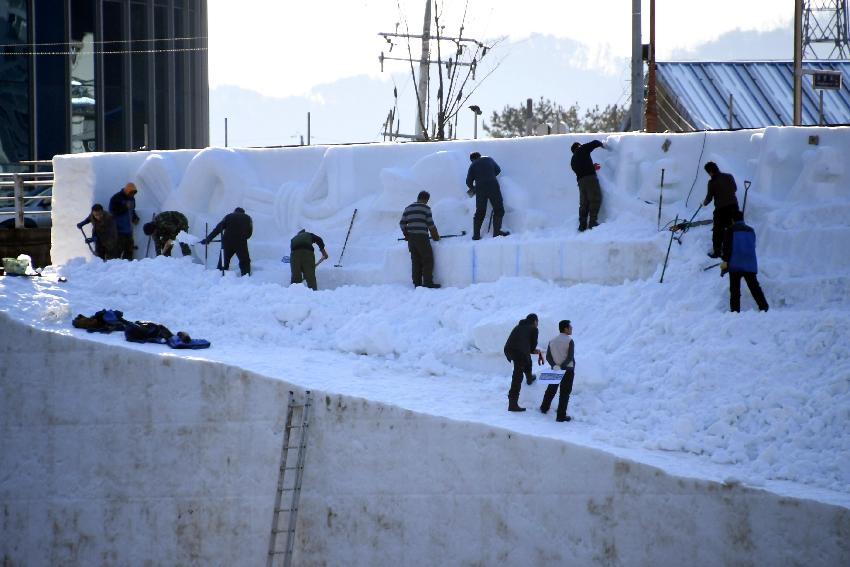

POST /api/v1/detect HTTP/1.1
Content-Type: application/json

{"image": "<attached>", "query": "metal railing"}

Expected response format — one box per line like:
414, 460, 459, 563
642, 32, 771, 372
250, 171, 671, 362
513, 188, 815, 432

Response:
0, 161, 54, 228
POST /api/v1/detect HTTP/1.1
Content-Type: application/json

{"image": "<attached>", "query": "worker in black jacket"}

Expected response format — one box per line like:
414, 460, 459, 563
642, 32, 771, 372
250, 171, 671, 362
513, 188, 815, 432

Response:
570, 140, 607, 231
466, 152, 509, 240
200, 207, 253, 276
703, 161, 740, 258
503, 313, 544, 412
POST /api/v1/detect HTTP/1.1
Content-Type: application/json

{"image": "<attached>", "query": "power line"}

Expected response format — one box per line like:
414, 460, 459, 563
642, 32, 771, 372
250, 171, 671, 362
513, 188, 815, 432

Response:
4, 46, 208, 56
0, 35, 207, 49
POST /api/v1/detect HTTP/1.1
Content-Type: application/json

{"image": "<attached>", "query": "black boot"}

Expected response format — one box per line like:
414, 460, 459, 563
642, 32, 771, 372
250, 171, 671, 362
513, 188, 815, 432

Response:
555, 394, 571, 422
508, 396, 526, 412
472, 217, 484, 241
492, 214, 509, 238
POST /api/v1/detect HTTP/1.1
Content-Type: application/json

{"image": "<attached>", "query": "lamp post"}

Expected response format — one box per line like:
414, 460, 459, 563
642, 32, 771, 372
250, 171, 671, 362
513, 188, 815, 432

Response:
468, 105, 482, 139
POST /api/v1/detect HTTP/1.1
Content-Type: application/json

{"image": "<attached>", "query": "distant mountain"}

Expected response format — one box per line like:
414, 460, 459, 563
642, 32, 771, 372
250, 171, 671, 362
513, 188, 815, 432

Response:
210, 27, 792, 145
669, 24, 792, 61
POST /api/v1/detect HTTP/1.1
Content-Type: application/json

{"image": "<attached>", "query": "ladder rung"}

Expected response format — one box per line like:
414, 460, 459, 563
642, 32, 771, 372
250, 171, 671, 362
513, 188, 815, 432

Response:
280, 465, 302, 471
275, 507, 296, 513
273, 528, 296, 534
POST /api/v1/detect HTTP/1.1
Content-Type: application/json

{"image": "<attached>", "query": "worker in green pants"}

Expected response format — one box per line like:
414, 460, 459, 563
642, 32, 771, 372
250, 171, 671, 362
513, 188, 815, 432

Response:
290, 229, 329, 290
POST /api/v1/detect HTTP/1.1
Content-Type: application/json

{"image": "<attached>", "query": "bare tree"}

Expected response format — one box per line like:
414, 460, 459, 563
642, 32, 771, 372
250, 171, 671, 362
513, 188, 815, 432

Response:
381, 1, 504, 141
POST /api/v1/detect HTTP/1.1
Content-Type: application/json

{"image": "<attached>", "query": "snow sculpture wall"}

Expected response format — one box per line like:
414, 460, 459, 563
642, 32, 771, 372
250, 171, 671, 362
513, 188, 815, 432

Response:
2, 314, 848, 566
51, 127, 850, 287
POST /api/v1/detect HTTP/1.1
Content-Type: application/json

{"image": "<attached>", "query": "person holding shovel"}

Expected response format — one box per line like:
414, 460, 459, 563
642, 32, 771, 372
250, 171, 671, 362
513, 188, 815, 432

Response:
289, 229, 329, 290
77, 204, 119, 260
399, 190, 441, 289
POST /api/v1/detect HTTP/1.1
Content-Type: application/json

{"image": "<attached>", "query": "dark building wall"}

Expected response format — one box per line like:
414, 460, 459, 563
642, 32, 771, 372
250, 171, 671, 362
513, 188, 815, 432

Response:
0, 0, 208, 168
0, 0, 32, 163
33, 0, 71, 161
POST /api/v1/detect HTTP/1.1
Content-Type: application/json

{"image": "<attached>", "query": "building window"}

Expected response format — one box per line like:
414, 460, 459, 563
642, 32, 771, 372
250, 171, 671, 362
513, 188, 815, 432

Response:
154, 2, 169, 149
70, 0, 96, 153
131, 0, 149, 150
0, 0, 30, 164
103, 0, 126, 151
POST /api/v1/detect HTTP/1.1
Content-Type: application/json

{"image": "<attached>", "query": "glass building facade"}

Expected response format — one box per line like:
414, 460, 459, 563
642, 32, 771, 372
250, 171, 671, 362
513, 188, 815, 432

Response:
0, 0, 208, 166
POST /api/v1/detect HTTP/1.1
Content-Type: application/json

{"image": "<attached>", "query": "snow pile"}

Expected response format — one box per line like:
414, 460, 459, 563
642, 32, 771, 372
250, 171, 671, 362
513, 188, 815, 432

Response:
5, 125, 850, 504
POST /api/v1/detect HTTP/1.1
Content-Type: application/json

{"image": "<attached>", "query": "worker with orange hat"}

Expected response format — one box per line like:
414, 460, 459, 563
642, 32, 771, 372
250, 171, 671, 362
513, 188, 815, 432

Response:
109, 182, 140, 260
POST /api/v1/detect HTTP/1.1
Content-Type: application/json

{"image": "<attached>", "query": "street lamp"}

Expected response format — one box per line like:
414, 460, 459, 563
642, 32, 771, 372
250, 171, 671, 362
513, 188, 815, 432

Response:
468, 105, 482, 139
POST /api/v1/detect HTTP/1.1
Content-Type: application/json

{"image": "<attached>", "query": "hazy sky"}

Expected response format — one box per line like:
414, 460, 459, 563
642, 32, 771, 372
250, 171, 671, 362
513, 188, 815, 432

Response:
208, 0, 791, 98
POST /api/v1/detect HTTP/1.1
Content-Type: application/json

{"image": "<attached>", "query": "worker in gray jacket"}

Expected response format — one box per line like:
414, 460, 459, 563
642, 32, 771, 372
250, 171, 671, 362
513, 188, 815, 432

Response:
540, 319, 576, 422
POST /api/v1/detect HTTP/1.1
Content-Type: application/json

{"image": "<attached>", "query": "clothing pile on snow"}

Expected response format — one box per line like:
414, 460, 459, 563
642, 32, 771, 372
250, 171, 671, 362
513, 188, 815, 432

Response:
72, 309, 128, 333
71, 309, 210, 349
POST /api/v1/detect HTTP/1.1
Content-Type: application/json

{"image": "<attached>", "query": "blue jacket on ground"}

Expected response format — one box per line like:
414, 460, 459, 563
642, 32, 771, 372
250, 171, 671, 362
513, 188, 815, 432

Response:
722, 220, 758, 273
466, 156, 501, 191
109, 189, 138, 234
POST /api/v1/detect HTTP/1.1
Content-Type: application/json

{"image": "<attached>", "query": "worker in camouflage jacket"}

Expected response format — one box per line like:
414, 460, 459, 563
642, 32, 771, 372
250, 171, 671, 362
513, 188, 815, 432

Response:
143, 211, 191, 257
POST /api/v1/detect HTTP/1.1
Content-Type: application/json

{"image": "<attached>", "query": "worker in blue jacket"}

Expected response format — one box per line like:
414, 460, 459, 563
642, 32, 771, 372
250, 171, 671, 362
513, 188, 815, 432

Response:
721, 210, 769, 313
108, 182, 139, 259
466, 152, 509, 240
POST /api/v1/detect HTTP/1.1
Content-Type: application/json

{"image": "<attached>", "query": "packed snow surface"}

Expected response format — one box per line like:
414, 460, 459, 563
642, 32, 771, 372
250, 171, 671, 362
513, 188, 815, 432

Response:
5, 126, 850, 505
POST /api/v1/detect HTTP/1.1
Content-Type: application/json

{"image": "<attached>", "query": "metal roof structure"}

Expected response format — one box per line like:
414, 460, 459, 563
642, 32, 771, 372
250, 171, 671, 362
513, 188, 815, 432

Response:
653, 61, 850, 131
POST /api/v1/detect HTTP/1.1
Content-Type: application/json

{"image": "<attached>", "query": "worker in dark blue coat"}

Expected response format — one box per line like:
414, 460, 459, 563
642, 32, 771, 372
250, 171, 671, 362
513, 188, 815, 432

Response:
721, 210, 769, 313
108, 182, 140, 259
466, 152, 509, 240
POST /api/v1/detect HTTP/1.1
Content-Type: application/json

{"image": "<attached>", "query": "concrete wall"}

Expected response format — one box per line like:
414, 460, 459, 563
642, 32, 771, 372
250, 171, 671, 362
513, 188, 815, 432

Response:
1, 315, 848, 566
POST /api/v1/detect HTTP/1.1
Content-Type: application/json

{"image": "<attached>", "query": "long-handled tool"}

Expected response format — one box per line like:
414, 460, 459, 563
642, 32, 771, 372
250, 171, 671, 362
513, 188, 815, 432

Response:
397, 230, 466, 241
659, 215, 678, 284
657, 168, 665, 231
742, 180, 751, 216
79, 226, 95, 254
671, 204, 704, 245
334, 208, 357, 267
144, 212, 156, 257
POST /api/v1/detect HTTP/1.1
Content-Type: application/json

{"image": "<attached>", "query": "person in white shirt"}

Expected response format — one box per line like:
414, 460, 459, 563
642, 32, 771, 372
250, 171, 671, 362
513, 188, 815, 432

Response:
540, 320, 576, 422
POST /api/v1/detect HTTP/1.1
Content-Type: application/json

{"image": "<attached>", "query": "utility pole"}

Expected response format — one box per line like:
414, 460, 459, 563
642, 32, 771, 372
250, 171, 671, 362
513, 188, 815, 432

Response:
645, 0, 658, 132
378, 1, 487, 141
415, 0, 432, 140
630, 0, 643, 131
794, 0, 803, 126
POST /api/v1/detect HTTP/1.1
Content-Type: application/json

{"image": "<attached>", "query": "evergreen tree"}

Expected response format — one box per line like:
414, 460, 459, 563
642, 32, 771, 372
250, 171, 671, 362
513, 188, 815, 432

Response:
484, 97, 625, 137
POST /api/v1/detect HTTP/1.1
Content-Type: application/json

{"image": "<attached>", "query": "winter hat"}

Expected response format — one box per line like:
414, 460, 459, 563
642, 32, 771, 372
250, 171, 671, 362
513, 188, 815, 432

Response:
570, 142, 581, 153
143, 222, 156, 235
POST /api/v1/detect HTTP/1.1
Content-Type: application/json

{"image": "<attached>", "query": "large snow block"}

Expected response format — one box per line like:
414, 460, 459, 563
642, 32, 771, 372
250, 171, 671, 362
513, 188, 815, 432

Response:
2, 315, 848, 566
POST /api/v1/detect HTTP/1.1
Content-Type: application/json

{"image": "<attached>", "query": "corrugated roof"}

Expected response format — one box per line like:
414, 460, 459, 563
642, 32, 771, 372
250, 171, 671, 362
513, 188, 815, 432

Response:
655, 61, 850, 129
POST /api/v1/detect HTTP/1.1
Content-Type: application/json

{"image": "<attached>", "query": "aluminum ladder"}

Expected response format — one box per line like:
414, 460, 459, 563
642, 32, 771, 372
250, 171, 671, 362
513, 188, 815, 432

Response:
266, 390, 312, 567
